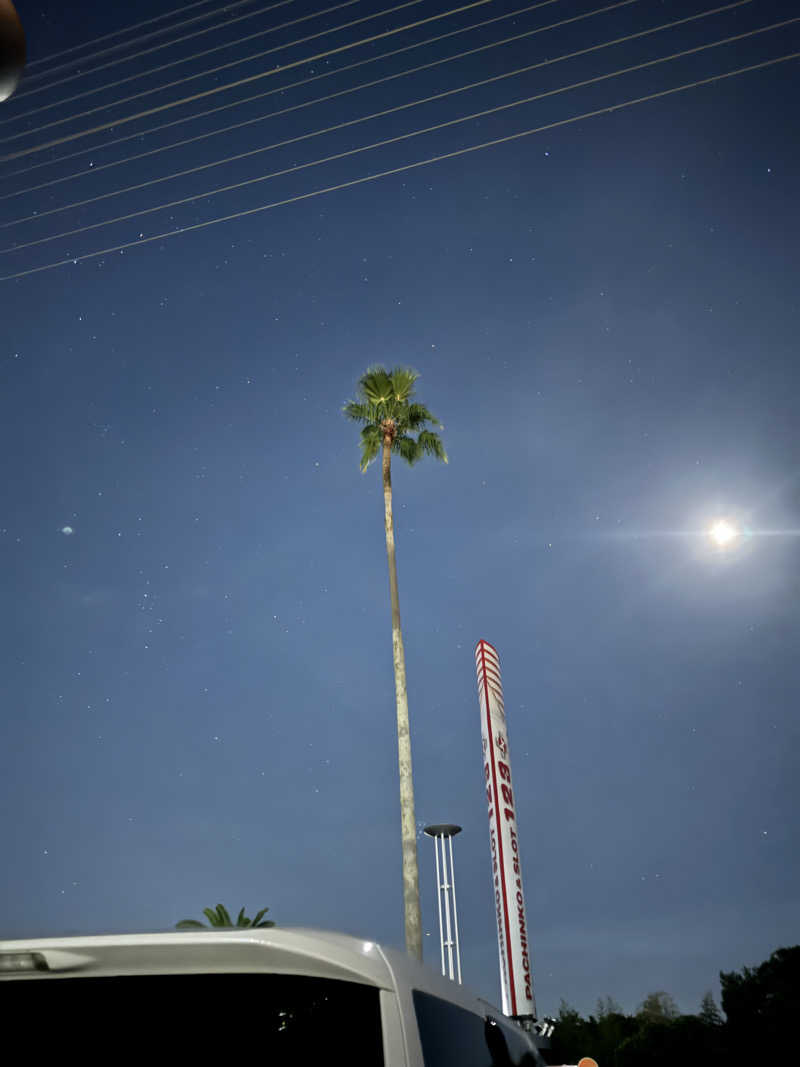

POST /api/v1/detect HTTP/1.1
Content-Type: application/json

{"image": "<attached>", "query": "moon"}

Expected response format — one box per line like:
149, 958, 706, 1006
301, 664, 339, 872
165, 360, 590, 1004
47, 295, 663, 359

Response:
708, 519, 738, 547
60, 526, 74, 536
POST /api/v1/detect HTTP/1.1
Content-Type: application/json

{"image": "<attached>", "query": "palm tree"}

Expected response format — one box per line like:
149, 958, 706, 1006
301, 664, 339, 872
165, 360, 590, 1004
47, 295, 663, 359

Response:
175, 904, 275, 930
343, 366, 447, 960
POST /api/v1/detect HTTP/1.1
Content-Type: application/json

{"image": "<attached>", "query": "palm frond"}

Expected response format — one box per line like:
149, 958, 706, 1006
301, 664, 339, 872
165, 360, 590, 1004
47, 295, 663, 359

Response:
393, 434, 421, 465
359, 424, 382, 472
361, 363, 392, 383
359, 366, 394, 406
388, 366, 419, 401
406, 402, 441, 429
178, 905, 275, 930
417, 430, 448, 463
342, 400, 380, 425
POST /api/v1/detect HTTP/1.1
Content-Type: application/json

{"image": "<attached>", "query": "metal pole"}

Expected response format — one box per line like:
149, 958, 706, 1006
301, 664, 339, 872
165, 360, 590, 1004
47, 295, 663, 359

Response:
433, 828, 445, 976
448, 833, 462, 984
423, 824, 463, 983
441, 835, 455, 980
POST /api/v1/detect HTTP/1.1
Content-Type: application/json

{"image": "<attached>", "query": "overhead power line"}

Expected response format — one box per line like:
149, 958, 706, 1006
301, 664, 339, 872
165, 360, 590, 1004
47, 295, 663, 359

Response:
2, 50, 795, 283
18, 0, 296, 97
0, 0, 490, 159
26, 0, 254, 69
3, 19, 793, 257
23, 0, 266, 85
0, 0, 427, 132
1, 1, 755, 231
0, 0, 644, 201
0, 0, 571, 184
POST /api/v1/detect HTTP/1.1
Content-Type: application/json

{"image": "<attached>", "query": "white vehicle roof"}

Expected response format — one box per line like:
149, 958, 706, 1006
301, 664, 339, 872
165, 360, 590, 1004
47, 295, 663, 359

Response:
0, 925, 502, 1018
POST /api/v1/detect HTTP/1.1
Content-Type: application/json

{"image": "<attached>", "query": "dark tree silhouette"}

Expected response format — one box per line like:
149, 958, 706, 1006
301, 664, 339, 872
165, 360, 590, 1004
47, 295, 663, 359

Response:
698, 990, 724, 1027
720, 945, 800, 1060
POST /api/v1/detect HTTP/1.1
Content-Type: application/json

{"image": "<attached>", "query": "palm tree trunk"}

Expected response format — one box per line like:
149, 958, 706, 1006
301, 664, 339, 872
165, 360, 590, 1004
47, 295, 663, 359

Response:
382, 433, 422, 961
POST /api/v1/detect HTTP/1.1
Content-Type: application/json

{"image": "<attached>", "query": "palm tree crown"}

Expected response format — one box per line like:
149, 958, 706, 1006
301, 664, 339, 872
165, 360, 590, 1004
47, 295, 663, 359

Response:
343, 365, 447, 472
175, 904, 275, 930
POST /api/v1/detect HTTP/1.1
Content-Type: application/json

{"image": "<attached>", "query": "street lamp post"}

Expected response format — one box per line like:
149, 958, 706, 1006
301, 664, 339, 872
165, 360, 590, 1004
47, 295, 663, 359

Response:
423, 824, 463, 983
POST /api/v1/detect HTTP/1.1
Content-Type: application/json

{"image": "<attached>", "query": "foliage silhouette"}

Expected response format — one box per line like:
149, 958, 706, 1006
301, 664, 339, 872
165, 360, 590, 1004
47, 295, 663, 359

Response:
720, 945, 799, 1060
175, 904, 275, 930
549, 945, 798, 1066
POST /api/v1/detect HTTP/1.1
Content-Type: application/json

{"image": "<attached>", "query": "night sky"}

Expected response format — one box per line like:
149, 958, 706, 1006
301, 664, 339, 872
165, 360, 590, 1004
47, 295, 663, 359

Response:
2, 0, 798, 1019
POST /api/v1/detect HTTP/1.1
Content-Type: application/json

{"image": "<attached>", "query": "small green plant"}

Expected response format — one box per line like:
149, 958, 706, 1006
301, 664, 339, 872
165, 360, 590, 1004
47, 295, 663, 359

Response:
176, 904, 275, 930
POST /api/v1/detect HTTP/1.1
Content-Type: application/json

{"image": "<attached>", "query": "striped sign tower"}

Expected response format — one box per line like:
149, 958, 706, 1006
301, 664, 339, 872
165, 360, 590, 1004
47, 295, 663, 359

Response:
475, 639, 536, 1021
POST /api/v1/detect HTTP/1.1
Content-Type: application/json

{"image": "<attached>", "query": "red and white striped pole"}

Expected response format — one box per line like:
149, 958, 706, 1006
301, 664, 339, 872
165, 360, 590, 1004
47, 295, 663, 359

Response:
475, 639, 536, 1021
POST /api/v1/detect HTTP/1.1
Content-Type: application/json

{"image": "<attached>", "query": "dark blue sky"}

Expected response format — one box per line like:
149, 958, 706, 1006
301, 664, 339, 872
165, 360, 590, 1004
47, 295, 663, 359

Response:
2, 0, 798, 1017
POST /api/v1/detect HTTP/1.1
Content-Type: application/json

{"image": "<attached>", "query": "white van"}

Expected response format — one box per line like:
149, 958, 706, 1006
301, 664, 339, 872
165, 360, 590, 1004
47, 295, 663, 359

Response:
0, 926, 548, 1065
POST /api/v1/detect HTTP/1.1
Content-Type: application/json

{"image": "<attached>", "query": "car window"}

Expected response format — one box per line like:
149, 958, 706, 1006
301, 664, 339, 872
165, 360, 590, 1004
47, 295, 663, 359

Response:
413, 989, 491, 1067
486, 1016, 543, 1066
3, 972, 384, 1064
413, 989, 541, 1067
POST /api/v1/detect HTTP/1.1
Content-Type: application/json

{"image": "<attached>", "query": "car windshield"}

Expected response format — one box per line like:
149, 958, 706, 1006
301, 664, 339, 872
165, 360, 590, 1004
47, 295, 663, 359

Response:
3, 972, 384, 1063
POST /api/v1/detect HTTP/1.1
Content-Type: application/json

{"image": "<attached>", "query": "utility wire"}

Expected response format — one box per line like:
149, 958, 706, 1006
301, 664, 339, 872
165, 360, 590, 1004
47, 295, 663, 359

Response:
2, 50, 795, 283
0, 0, 490, 159
23, 0, 266, 86
0, 0, 426, 132
26, 0, 251, 69
19, 1, 296, 98
0, 0, 645, 202
14, 0, 345, 107
0, 0, 570, 185
2, 1, 753, 230
4, 19, 793, 257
